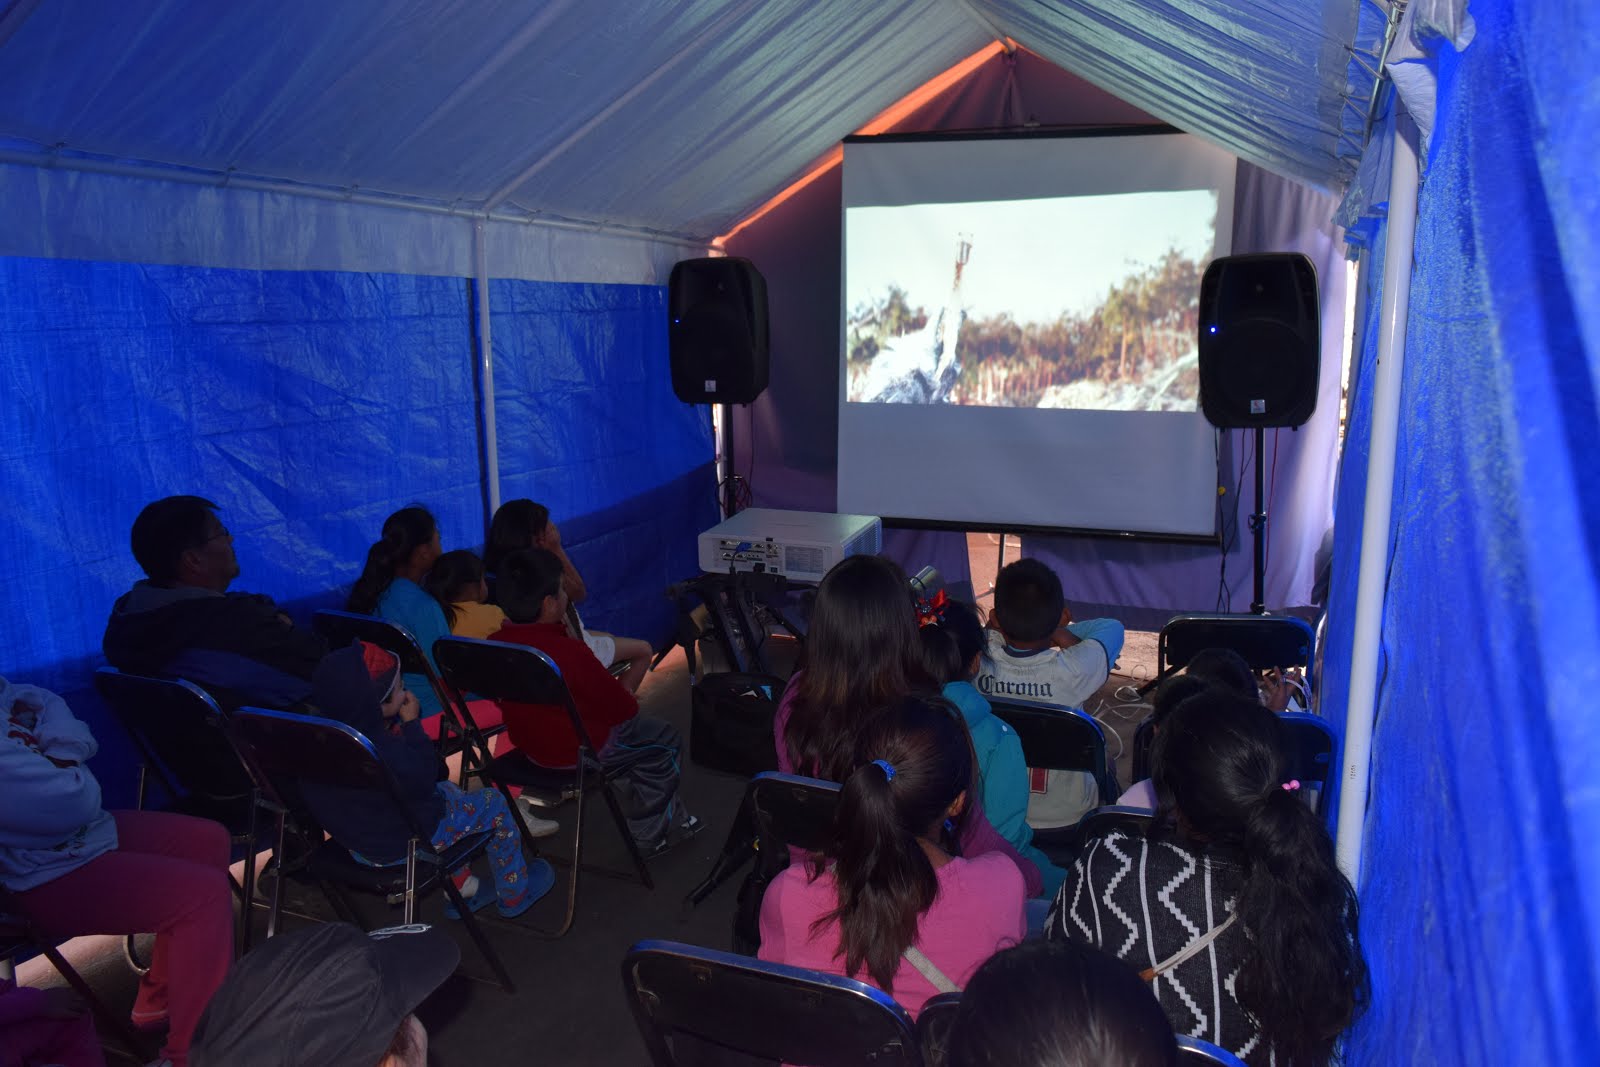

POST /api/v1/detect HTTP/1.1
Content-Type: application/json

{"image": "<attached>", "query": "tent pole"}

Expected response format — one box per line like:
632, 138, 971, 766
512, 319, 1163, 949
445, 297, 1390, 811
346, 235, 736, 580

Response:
1334, 113, 1419, 885
474, 220, 502, 519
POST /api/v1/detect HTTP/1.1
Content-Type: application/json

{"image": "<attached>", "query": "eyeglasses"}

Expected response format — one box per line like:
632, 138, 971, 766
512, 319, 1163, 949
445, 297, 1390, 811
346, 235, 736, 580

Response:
202, 527, 232, 544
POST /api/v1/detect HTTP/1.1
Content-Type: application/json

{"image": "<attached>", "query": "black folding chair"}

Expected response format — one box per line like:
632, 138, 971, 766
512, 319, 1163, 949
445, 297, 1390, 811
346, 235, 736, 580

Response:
987, 700, 1118, 864
1151, 612, 1316, 694
0, 893, 153, 1062
1075, 805, 1157, 843
312, 609, 499, 784
1178, 1035, 1249, 1065
433, 635, 655, 939
227, 706, 515, 992
725, 772, 843, 953
916, 990, 962, 1067
93, 667, 262, 952
1132, 715, 1157, 783
749, 771, 841, 856
1135, 712, 1336, 824
1279, 711, 1338, 825
622, 939, 924, 1066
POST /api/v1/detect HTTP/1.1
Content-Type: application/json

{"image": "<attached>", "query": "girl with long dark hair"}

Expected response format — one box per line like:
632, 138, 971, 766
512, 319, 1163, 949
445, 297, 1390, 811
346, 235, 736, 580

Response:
347, 506, 448, 714
1049, 689, 1367, 1065
759, 696, 1026, 1015
484, 498, 653, 691
774, 555, 1042, 897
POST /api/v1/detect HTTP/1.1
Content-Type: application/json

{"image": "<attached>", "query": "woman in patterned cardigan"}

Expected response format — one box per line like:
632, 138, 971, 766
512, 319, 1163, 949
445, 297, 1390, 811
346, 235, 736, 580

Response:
1047, 689, 1367, 1066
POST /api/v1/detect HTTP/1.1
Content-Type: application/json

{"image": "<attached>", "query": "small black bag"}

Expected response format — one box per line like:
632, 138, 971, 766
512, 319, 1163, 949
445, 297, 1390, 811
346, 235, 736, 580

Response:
689, 671, 786, 777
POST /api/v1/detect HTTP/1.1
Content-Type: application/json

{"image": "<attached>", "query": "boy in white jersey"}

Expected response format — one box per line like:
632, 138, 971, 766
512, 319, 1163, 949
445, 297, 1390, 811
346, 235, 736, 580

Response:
975, 557, 1125, 830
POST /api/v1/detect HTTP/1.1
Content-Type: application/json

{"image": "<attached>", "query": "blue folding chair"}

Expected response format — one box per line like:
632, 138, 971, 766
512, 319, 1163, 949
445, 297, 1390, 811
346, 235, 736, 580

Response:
227, 706, 515, 992
622, 938, 923, 1066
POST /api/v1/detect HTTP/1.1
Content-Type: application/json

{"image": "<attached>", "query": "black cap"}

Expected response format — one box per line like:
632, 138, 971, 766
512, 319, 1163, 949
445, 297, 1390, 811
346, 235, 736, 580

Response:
191, 923, 460, 1067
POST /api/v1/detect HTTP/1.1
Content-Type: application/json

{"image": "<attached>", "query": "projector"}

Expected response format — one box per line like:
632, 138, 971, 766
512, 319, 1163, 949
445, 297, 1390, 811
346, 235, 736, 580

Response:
698, 508, 883, 582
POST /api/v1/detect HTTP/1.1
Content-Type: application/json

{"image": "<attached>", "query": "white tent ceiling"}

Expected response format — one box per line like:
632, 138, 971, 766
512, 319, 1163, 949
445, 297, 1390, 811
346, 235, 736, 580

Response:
0, 0, 1379, 251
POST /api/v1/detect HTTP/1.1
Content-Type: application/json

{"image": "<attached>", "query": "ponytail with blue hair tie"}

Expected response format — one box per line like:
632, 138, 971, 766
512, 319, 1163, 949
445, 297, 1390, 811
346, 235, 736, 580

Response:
871, 758, 896, 781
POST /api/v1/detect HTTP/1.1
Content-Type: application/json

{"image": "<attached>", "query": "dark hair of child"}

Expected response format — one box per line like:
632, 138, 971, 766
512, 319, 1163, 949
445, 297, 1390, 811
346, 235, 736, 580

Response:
484, 498, 551, 574
1182, 646, 1258, 701
918, 598, 986, 685
1151, 689, 1368, 1065
785, 554, 936, 781
423, 549, 486, 630
347, 506, 437, 615
493, 547, 565, 624
814, 694, 974, 991
945, 939, 1177, 1067
991, 558, 1064, 643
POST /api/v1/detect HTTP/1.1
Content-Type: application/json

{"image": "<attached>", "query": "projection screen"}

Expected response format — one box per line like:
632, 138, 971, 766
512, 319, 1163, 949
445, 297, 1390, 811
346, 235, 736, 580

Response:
837, 129, 1237, 538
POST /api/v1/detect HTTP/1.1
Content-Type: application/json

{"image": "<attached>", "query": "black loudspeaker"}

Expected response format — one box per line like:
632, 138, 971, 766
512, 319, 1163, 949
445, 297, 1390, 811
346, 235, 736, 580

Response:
669, 257, 770, 404
1198, 253, 1321, 429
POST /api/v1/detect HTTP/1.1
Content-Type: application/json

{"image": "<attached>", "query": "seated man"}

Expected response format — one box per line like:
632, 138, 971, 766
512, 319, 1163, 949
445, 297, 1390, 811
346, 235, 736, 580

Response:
974, 557, 1125, 832
103, 495, 328, 708
490, 547, 697, 854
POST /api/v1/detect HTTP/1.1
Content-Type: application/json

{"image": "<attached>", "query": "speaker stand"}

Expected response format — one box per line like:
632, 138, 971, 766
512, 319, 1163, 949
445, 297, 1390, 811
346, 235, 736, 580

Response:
1247, 425, 1268, 615
717, 401, 737, 516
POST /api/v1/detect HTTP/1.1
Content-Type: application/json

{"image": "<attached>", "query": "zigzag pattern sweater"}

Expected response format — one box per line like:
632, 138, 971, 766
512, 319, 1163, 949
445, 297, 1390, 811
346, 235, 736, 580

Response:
1047, 830, 1277, 1066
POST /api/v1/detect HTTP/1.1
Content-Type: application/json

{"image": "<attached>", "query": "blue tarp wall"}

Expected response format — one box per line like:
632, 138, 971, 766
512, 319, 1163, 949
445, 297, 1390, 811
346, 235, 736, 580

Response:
0, 257, 715, 806
1324, 0, 1600, 1060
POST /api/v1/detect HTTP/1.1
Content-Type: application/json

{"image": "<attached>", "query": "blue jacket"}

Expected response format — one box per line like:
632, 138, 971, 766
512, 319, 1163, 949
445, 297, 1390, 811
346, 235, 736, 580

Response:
300, 643, 445, 863
376, 578, 448, 716
943, 680, 1067, 899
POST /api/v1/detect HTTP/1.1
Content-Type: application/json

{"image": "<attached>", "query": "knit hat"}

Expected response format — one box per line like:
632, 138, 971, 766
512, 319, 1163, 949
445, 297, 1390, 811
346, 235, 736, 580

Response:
359, 640, 401, 706
191, 922, 459, 1067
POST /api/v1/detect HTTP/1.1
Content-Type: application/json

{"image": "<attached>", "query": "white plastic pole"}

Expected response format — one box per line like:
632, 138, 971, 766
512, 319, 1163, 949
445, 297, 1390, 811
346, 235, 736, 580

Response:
473, 220, 502, 518
1335, 116, 1420, 884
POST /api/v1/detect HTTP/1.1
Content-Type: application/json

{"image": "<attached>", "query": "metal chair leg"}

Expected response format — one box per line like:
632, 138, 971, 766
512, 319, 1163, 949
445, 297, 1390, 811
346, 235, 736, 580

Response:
599, 776, 655, 889
403, 839, 419, 925
439, 875, 517, 993
38, 938, 152, 1061
239, 795, 260, 953
266, 810, 288, 939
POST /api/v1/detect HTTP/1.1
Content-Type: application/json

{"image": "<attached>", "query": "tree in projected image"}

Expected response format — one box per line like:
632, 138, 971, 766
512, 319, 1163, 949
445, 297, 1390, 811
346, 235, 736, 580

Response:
955, 249, 1205, 410
846, 249, 1204, 411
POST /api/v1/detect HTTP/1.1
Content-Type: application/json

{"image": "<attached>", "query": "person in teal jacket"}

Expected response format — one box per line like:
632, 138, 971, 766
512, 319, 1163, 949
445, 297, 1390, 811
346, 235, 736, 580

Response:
920, 597, 1067, 899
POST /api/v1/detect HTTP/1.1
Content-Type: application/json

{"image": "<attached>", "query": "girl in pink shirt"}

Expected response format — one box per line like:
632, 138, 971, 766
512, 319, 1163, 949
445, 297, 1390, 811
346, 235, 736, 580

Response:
759, 695, 1026, 1016
774, 554, 1041, 897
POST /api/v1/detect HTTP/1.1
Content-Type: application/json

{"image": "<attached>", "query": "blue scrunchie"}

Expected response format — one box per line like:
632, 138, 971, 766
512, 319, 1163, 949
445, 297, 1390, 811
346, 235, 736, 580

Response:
871, 758, 896, 781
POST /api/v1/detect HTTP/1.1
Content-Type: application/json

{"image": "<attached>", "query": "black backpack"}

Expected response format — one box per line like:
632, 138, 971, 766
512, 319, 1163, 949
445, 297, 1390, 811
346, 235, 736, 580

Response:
689, 672, 785, 778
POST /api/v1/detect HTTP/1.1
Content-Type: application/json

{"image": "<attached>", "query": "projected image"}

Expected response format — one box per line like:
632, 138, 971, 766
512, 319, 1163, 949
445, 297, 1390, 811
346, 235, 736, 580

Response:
845, 191, 1217, 410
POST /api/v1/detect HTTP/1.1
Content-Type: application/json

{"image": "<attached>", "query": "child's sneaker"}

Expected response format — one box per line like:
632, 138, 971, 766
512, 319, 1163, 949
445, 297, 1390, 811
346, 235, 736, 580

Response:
647, 812, 706, 860
516, 796, 561, 838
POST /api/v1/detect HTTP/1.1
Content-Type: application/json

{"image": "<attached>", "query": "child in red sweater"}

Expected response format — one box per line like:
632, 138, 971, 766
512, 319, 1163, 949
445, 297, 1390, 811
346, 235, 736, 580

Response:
490, 548, 698, 853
